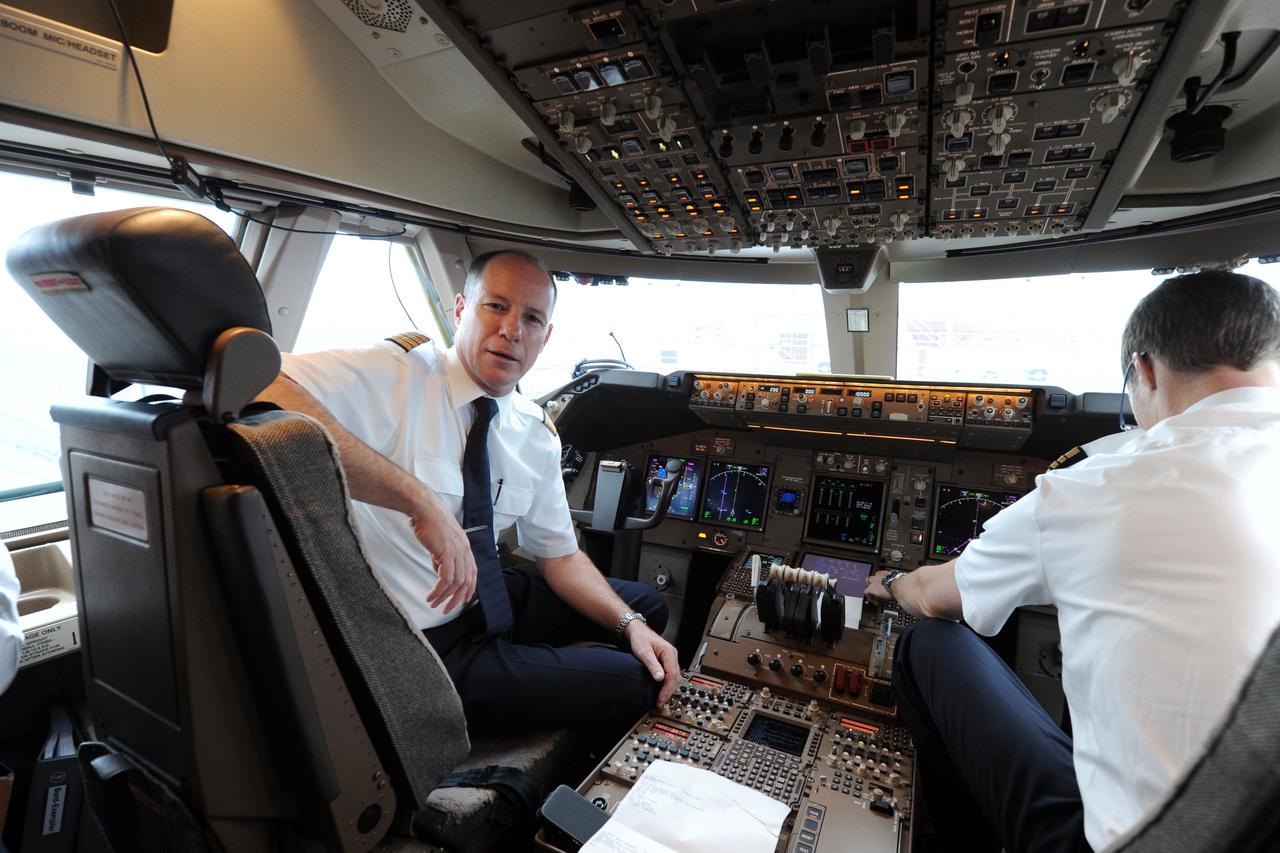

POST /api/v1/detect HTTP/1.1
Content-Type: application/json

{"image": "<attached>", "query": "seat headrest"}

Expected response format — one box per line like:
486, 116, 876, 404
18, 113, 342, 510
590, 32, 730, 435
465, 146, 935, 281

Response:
5, 207, 271, 390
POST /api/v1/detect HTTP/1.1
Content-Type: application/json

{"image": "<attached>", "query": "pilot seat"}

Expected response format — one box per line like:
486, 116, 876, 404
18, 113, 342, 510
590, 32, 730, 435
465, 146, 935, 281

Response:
4, 207, 587, 853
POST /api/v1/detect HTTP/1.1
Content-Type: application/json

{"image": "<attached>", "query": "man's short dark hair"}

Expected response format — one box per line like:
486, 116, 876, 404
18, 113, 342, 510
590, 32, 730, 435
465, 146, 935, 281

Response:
463, 249, 557, 307
1121, 270, 1280, 373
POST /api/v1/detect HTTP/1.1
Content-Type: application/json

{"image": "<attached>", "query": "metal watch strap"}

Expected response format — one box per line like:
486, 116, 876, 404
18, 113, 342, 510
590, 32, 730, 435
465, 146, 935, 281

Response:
615, 610, 647, 638
881, 570, 908, 601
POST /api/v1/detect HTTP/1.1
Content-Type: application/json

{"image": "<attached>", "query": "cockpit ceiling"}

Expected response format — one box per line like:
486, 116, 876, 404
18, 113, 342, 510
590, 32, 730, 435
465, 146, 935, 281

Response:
402, 0, 1243, 258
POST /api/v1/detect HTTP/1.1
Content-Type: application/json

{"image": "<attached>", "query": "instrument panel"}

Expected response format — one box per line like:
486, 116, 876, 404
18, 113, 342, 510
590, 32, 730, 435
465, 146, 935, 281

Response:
550, 369, 1065, 853
427, 0, 1191, 253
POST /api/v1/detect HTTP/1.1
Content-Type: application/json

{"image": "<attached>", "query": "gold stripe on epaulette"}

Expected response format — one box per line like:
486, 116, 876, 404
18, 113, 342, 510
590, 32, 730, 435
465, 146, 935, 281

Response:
540, 406, 558, 436
1047, 446, 1085, 471
385, 331, 431, 352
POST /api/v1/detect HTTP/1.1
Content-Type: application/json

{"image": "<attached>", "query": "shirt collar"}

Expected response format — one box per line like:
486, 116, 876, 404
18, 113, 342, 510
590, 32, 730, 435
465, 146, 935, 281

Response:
1180, 385, 1280, 416
442, 345, 516, 427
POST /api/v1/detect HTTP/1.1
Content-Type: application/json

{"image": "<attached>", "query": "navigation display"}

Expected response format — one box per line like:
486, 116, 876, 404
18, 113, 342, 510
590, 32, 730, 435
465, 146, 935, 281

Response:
801, 553, 874, 598
700, 460, 770, 528
644, 454, 703, 520
805, 476, 885, 548
931, 485, 1022, 557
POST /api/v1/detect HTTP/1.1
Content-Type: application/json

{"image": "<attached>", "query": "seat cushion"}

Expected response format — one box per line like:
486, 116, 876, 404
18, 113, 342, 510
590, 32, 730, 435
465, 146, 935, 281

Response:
408, 728, 590, 852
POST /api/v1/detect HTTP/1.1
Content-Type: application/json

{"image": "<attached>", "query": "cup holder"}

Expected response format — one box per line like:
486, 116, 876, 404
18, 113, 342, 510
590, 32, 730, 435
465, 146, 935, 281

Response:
18, 592, 63, 617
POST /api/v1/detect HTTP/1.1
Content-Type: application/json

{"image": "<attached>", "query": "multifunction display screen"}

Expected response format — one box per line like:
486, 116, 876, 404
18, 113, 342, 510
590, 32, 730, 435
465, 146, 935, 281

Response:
805, 476, 885, 548
931, 485, 1022, 557
801, 553, 874, 598
743, 714, 810, 757
700, 460, 770, 528
644, 454, 704, 520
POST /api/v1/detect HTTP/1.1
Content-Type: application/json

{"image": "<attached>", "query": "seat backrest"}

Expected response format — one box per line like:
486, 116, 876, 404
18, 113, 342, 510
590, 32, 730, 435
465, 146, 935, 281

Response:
5, 208, 469, 852
1110, 623, 1280, 853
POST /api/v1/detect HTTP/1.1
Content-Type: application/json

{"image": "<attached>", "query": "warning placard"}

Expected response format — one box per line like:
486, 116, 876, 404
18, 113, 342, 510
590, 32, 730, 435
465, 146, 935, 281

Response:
19, 616, 80, 668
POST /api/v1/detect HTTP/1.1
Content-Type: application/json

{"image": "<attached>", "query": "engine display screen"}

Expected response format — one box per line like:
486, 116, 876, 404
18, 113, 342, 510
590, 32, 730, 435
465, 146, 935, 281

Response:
700, 460, 770, 528
743, 714, 810, 757
644, 454, 704, 520
805, 476, 885, 548
931, 484, 1022, 557
801, 553, 874, 598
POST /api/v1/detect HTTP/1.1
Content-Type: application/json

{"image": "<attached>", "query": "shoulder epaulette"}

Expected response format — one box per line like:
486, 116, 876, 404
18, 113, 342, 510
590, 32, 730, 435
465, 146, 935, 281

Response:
385, 331, 431, 352
1047, 445, 1085, 471
540, 406, 558, 436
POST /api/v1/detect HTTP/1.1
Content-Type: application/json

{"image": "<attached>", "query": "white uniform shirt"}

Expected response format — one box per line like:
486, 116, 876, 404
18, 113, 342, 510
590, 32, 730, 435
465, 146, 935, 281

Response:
282, 341, 578, 630
955, 386, 1280, 850
0, 544, 22, 695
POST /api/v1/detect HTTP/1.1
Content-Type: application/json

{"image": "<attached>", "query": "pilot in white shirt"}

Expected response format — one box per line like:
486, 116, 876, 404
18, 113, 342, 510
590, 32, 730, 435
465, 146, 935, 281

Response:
282, 339, 576, 631
866, 270, 1280, 852
262, 249, 679, 735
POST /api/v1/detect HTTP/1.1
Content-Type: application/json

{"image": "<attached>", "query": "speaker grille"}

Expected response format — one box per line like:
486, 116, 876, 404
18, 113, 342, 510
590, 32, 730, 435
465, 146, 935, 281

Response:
340, 0, 412, 33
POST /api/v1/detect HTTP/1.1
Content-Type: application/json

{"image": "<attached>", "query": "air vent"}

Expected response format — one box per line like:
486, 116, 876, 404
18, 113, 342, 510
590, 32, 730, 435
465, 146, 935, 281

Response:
339, 0, 411, 33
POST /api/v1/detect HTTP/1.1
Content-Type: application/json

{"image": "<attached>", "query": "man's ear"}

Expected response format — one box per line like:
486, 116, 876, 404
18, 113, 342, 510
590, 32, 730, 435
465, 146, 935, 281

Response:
539, 323, 554, 353
453, 292, 466, 324
1135, 352, 1158, 392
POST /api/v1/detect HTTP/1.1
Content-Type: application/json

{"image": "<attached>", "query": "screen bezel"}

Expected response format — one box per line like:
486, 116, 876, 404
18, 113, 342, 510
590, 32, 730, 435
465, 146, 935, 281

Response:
801, 473, 886, 553
698, 458, 772, 530
643, 453, 705, 521
928, 482, 1024, 560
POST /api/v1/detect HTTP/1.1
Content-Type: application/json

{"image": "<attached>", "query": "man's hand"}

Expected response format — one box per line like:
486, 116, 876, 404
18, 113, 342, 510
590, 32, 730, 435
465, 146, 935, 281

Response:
409, 490, 478, 614
865, 571, 894, 604
626, 621, 680, 706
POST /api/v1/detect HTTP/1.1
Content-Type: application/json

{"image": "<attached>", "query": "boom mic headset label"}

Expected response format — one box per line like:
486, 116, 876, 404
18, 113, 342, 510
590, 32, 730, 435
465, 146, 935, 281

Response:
0, 6, 120, 70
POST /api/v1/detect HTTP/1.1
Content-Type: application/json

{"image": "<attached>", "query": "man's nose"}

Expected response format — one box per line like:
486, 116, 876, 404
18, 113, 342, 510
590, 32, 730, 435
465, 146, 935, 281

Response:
499, 311, 521, 340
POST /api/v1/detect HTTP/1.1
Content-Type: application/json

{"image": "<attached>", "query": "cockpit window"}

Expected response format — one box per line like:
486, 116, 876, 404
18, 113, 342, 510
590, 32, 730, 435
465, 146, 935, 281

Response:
520, 278, 829, 399
898, 263, 1280, 393
898, 269, 1161, 393
290, 238, 447, 355
0, 171, 236, 507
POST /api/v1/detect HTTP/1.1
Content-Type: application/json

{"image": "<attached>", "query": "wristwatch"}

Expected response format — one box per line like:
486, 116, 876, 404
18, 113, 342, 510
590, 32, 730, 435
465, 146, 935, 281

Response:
615, 610, 647, 638
880, 570, 908, 602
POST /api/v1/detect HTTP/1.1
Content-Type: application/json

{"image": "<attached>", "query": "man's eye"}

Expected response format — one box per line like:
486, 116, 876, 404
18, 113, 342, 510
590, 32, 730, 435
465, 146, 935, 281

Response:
525, 314, 545, 326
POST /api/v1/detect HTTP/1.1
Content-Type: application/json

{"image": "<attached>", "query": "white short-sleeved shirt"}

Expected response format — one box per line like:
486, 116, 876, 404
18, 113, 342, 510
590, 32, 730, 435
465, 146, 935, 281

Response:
955, 386, 1280, 851
0, 545, 22, 695
282, 341, 578, 629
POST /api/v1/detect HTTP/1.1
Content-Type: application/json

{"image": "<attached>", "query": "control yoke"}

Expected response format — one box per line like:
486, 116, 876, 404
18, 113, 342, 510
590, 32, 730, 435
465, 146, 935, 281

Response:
570, 458, 683, 532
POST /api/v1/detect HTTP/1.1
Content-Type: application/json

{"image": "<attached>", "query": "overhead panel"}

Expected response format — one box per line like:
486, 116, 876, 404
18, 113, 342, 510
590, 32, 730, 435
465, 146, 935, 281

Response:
419, 0, 1188, 254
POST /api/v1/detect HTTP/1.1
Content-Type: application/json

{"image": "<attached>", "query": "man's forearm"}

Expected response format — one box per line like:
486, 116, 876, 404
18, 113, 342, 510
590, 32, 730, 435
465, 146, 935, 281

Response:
258, 374, 430, 516
539, 550, 633, 630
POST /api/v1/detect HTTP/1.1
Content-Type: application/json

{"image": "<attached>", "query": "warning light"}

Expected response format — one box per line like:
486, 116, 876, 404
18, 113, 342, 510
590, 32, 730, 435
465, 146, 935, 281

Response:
697, 531, 708, 539
637, 178, 650, 187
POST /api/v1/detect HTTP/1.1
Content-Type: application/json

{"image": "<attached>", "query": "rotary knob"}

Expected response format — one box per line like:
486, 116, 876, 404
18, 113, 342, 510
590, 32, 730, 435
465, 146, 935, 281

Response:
944, 158, 966, 183
768, 658, 783, 672
790, 663, 805, 677
747, 652, 761, 667
885, 110, 908, 138
813, 669, 828, 684
600, 101, 618, 126
946, 107, 975, 138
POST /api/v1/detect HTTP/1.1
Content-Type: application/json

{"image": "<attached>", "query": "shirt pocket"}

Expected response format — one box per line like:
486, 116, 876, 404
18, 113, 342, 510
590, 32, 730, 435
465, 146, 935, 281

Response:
493, 482, 535, 534
413, 456, 466, 522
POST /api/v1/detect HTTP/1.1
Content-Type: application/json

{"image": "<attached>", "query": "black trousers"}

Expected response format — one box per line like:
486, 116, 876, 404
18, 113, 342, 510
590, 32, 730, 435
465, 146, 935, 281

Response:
424, 568, 668, 736
892, 619, 1091, 853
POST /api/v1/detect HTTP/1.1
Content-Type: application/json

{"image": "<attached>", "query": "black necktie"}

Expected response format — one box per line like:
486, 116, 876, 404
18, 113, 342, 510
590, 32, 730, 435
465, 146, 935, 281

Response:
462, 397, 512, 637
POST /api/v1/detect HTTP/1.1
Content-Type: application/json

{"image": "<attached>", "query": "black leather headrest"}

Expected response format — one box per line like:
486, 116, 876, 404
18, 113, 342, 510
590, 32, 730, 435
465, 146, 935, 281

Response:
5, 207, 270, 390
